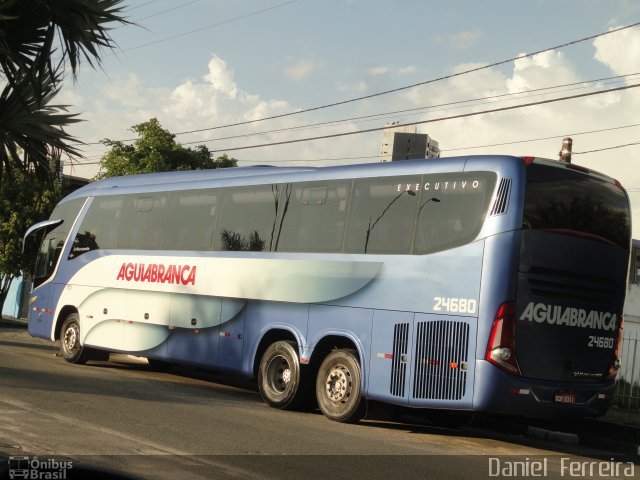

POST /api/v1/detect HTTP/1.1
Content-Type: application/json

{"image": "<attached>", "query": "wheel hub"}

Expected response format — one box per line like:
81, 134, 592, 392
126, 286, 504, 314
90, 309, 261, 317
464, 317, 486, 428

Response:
325, 366, 350, 403
63, 326, 78, 353
267, 355, 291, 393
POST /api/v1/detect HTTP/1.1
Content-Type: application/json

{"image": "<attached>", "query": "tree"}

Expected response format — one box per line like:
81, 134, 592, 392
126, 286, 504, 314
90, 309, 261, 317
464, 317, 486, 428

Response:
97, 118, 238, 178
0, 164, 58, 314
0, 0, 129, 180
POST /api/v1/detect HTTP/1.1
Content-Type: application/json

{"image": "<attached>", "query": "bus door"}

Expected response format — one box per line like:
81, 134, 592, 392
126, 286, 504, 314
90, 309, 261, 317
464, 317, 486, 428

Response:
217, 299, 247, 373
166, 295, 225, 367
23, 219, 64, 339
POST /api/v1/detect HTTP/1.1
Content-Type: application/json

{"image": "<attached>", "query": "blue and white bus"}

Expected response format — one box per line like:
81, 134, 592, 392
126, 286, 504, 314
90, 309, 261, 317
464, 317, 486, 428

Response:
24, 155, 631, 422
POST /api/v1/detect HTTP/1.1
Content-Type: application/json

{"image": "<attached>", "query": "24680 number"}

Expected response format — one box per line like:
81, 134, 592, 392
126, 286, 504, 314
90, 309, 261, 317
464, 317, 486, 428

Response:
433, 297, 477, 314
587, 336, 614, 349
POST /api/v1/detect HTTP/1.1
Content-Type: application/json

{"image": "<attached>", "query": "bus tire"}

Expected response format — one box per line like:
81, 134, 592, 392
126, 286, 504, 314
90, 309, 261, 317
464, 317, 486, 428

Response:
60, 313, 90, 364
258, 340, 306, 410
316, 349, 365, 423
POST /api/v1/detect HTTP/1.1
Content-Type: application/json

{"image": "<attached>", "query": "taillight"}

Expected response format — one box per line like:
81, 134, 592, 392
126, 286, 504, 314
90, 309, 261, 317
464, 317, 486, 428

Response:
606, 315, 624, 381
565, 163, 590, 174
485, 302, 522, 376
521, 156, 535, 166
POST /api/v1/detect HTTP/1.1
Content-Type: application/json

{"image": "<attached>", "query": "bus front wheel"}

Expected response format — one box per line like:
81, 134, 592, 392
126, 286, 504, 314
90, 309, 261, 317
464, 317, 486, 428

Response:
258, 340, 307, 410
316, 349, 365, 423
60, 313, 90, 364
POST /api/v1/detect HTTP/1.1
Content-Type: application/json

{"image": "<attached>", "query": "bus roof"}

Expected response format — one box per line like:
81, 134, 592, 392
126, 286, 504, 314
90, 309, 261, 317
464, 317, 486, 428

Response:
60, 155, 620, 202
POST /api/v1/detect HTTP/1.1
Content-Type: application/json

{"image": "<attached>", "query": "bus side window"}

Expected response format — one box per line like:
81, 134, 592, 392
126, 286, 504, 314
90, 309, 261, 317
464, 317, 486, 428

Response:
275, 181, 351, 253
214, 185, 278, 252
70, 196, 122, 258
344, 176, 417, 254
163, 190, 218, 251
118, 194, 167, 250
412, 172, 496, 254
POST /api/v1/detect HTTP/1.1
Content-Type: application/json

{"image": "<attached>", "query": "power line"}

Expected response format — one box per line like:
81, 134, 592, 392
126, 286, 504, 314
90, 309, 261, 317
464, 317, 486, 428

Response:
203, 83, 640, 154
573, 140, 640, 155
126, 0, 164, 12
65, 126, 640, 169
79, 71, 640, 147
177, 73, 640, 146
87, 20, 640, 146
118, 0, 301, 53
146, 21, 640, 138
443, 123, 640, 153
72, 119, 640, 168
133, 0, 201, 22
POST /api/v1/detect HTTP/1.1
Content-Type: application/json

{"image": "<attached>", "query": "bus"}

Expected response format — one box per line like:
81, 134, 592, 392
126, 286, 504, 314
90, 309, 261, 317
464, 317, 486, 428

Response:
24, 155, 631, 422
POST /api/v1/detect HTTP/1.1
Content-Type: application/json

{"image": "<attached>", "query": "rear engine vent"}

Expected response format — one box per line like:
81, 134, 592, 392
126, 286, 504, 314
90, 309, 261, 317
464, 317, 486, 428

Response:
490, 178, 512, 215
413, 321, 469, 400
390, 323, 409, 397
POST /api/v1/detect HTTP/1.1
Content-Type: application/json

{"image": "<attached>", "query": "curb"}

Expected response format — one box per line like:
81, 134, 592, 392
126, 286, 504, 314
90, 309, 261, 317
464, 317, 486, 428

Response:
0, 317, 29, 328
526, 426, 578, 445
577, 434, 640, 456
472, 415, 640, 456
525, 425, 640, 455
0, 317, 28, 328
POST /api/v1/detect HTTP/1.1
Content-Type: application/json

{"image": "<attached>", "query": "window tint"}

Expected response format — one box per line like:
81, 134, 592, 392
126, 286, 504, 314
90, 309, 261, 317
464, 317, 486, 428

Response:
34, 198, 85, 284
70, 196, 123, 258
524, 164, 631, 249
275, 181, 351, 253
66, 171, 498, 258
345, 176, 418, 254
214, 185, 279, 252
164, 190, 218, 250
118, 193, 168, 250
413, 172, 497, 254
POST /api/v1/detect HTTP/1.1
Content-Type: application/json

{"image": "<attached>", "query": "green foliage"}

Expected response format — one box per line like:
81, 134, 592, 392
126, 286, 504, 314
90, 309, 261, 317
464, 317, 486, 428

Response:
0, 0, 129, 178
97, 118, 238, 178
0, 165, 58, 310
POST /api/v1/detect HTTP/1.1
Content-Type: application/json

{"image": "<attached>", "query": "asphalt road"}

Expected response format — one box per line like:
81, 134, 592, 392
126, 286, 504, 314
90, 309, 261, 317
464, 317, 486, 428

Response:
0, 322, 635, 480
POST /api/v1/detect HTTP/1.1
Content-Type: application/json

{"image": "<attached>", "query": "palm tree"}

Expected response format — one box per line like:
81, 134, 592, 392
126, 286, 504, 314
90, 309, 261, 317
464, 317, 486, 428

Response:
0, 0, 129, 181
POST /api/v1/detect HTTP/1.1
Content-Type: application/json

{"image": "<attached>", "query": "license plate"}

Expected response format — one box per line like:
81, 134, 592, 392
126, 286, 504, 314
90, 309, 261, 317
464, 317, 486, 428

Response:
554, 391, 576, 404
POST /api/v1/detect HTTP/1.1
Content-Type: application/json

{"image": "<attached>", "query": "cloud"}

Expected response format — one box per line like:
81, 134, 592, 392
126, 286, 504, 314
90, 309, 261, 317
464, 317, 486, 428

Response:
440, 29, 482, 49
62, 53, 355, 176
594, 26, 640, 76
283, 59, 320, 81
367, 65, 417, 77
338, 80, 368, 92
368, 66, 389, 76
508, 50, 578, 92
401, 46, 639, 237
62, 48, 640, 239
399, 66, 417, 75
203, 55, 238, 97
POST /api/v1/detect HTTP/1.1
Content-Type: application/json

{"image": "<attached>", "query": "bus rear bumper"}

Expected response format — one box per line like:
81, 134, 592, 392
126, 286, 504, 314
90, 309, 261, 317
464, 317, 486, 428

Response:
27, 314, 53, 340
472, 361, 614, 418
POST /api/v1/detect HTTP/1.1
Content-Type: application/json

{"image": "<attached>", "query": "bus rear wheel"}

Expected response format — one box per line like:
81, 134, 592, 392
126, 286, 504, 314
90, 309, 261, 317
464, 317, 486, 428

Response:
316, 349, 365, 423
258, 340, 307, 410
60, 313, 91, 364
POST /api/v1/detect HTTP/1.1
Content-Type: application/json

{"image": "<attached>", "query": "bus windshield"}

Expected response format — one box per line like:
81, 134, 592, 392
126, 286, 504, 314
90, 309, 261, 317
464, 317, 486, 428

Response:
523, 163, 631, 249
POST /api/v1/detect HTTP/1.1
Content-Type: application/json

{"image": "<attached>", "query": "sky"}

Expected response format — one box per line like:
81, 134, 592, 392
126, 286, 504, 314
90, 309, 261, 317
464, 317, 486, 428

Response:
58, 0, 640, 237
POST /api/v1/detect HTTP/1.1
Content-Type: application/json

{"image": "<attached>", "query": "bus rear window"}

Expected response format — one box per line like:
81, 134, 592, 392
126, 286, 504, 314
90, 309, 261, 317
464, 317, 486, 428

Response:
523, 164, 631, 249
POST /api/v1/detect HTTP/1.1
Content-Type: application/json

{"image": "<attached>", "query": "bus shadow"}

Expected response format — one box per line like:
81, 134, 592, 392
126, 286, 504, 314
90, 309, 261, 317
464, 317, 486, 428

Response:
0, 338, 58, 352
90, 358, 640, 458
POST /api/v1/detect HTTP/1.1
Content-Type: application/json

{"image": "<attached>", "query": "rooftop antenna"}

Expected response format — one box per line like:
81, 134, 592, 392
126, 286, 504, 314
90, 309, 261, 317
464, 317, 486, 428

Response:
559, 137, 572, 163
